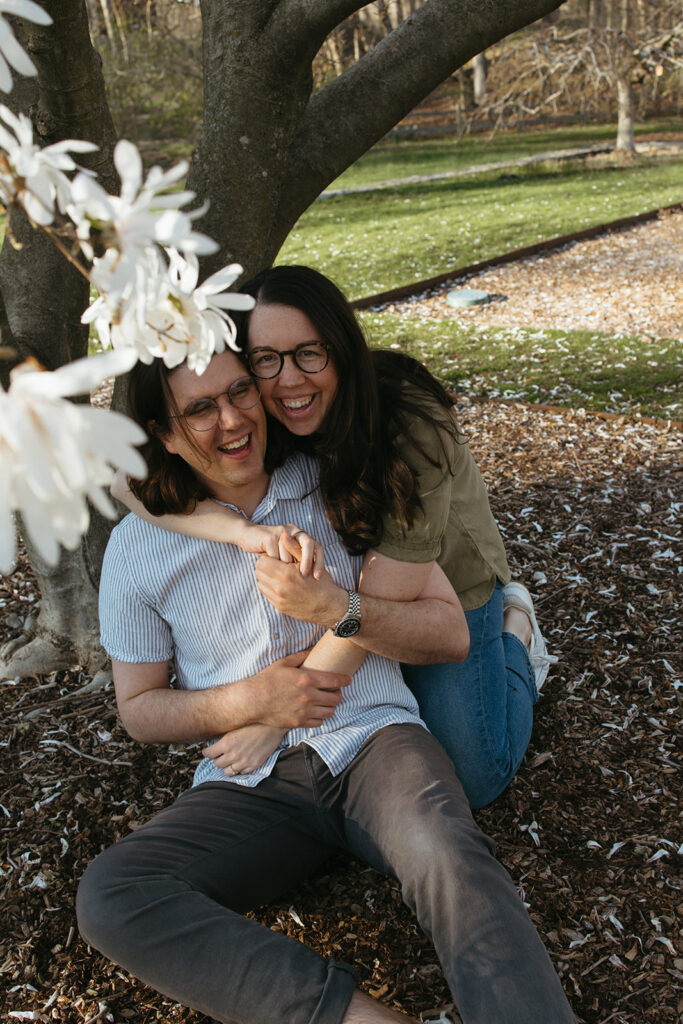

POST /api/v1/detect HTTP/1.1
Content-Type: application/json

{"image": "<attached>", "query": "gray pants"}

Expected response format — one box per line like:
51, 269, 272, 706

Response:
77, 724, 576, 1024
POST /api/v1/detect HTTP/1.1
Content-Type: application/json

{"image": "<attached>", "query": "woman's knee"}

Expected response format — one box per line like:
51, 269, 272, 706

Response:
459, 767, 512, 810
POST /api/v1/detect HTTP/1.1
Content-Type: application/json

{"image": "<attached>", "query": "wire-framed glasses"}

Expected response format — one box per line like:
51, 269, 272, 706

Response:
170, 376, 261, 432
247, 342, 330, 379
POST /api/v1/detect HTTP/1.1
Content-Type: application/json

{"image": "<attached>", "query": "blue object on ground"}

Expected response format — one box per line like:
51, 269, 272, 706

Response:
446, 288, 489, 308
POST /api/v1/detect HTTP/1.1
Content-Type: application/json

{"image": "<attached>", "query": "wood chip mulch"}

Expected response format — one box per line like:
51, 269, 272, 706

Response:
1, 400, 681, 1024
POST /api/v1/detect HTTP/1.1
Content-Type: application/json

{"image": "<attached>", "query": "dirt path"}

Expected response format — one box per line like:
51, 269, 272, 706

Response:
382, 207, 683, 340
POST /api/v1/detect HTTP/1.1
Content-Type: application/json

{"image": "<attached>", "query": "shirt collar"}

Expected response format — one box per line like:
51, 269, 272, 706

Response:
216, 453, 319, 522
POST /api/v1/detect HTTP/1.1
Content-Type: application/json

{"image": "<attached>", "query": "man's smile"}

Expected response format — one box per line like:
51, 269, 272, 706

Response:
218, 433, 252, 457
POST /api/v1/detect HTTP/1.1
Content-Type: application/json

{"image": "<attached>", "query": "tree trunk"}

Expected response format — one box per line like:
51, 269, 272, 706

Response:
588, 0, 602, 31
614, 0, 635, 152
190, 0, 570, 278
323, 34, 344, 78
358, 4, 386, 46
615, 72, 635, 150
386, 1, 403, 31
0, 0, 118, 682
473, 51, 488, 105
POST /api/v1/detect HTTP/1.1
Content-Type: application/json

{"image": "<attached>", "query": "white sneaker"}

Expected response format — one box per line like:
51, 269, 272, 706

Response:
421, 1009, 462, 1024
503, 581, 558, 693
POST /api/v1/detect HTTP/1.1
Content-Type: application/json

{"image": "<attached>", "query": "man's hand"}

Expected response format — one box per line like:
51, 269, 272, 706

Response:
247, 650, 351, 728
254, 556, 347, 628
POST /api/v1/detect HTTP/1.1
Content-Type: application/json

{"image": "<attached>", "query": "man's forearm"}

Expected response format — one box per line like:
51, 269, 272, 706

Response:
118, 676, 263, 745
254, 554, 470, 667
348, 593, 469, 665
113, 653, 351, 745
297, 589, 468, 665
351, 553, 469, 665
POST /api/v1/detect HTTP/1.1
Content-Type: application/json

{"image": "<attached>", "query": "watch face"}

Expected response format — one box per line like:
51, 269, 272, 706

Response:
335, 617, 361, 638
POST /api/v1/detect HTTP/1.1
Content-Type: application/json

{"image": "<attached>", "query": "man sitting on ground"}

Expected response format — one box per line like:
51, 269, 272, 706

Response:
77, 349, 576, 1024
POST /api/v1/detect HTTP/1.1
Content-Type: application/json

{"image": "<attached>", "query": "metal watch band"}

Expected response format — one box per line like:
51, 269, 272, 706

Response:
332, 590, 362, 637
345, 591, 361, 620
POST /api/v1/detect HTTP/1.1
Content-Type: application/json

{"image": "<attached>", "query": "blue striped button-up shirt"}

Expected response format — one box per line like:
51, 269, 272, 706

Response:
99, 452, 424, 787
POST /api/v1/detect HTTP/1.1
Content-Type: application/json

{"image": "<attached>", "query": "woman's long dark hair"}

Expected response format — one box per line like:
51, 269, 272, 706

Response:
239, 265, 459, 553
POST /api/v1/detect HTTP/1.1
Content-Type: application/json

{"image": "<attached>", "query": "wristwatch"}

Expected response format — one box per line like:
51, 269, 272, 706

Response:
332, 590, 362, 638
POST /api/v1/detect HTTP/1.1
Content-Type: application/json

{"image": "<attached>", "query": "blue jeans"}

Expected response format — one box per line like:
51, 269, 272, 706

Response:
402, 581, 537, 809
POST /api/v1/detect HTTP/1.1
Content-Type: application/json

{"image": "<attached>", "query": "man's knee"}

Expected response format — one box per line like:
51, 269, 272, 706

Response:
76, 845, 131, 954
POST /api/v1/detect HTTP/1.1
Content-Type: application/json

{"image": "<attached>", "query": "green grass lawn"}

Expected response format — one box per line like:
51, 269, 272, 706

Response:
12, 120, 682, 420
362, 314, 682, 420
279, 157, 682, 300
277, 122, 682, 420
329, 118, 682, 189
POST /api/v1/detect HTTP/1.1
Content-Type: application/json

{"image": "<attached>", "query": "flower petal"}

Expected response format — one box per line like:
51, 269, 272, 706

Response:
0, 1, 53, 26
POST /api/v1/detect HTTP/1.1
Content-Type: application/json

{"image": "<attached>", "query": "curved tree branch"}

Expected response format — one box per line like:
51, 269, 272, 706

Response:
275, 0, 569, 242
267, 0, 364, 56
191, 0, 569, 277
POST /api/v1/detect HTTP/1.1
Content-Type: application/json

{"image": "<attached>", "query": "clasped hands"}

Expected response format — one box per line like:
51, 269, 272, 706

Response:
201, 648, 351, 777
254, 551, 349, 629
202, 528, 351, 780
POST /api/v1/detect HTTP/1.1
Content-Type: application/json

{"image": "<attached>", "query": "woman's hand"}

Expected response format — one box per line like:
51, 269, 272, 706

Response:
238, 522, 325, 578
202, 725, 286, 776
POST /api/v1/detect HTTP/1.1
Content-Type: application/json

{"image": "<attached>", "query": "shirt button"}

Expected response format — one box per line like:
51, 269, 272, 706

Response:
273, 632, 280, 640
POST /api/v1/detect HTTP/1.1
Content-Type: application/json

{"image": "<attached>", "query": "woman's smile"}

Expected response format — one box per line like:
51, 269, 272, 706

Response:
247, 303, 339, 436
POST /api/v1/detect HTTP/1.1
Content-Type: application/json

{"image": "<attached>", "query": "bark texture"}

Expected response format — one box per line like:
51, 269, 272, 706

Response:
616, 73, 635, 151
473, 51, 488, 105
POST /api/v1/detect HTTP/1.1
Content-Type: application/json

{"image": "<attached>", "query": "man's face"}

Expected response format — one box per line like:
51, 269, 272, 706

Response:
160, 351, 269, 514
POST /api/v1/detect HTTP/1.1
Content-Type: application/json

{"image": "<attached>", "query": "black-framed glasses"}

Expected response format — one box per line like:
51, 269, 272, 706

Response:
170, 376, 261, 432
247, 342, 330, 379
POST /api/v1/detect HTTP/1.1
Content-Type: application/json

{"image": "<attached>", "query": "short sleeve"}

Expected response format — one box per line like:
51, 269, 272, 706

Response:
99, 529, 173, 663
375, 413, 458, 565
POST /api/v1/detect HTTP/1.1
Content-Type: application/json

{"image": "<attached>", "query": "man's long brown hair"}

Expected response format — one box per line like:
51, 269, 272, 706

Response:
126, 356, 285, 516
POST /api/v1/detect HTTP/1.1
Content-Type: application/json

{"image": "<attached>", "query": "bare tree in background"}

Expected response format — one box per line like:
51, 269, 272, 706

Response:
473, 51, 489, 104
467, 0, 681, 148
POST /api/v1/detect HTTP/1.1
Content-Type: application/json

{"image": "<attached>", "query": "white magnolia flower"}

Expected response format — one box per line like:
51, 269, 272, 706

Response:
82, 250, 255, 374
0, 0, 52, 93
0, 349, 148, 573
68, 139, 217, 294
0, 103, 97, 225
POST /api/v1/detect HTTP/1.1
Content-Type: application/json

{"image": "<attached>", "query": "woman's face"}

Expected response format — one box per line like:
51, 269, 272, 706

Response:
246, 302, 340, 436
